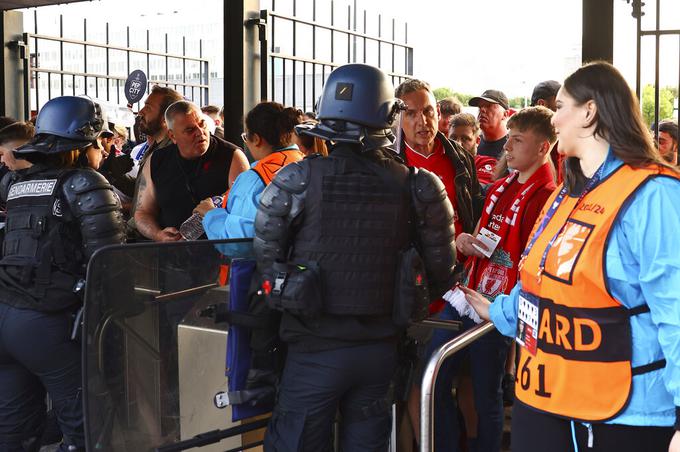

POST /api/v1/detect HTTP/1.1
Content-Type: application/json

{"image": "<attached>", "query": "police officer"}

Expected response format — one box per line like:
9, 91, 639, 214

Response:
254, 63, 457, 451
0, 96, 126, 452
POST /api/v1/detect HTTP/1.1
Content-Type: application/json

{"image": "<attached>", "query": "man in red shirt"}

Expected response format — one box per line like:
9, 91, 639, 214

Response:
435, 106, 557, 452
395, 79, 483, 238
394, 78, 483, 443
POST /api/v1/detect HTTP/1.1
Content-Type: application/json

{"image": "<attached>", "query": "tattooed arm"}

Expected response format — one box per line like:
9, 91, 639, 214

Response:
133, 160, 180, 242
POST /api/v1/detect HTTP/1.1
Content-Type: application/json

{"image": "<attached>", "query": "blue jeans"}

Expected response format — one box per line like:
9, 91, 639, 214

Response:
265, 342, 397, 452
427, 303, 510, 452
0, 303, 83, 451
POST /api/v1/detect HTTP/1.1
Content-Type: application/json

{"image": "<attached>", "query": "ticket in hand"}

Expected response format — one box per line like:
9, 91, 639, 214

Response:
471, 227, 501, 258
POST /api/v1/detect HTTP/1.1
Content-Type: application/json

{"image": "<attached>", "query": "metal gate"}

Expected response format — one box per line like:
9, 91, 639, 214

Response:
261, 0, 413, 112
14, 9, 209, 120
630, 0, 679, 130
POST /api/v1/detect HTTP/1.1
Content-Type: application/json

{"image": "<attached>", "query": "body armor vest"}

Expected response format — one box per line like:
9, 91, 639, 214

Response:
0, 168, 84, 311
291, 148, 411, 316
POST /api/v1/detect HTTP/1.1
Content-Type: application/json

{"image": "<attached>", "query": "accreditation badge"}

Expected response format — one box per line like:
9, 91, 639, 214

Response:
516, 291, 540, 355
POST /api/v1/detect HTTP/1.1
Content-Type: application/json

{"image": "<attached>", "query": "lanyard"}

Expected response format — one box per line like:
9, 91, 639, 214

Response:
519, 156, 608, 283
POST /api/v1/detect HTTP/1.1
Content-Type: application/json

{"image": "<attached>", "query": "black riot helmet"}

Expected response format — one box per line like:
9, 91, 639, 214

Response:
15, 96, 108, 155
300, 63, 405, 151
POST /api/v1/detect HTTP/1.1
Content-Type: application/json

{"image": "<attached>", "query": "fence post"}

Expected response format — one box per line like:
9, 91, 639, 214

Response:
1, 10, 25, 120
223, 0, 262, 148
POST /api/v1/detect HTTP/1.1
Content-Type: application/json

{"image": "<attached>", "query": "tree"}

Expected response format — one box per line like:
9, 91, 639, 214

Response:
641, 84, 675, 126
433, 87, 455, 101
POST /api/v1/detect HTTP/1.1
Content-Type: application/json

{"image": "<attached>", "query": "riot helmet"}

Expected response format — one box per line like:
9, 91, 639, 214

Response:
15, 96, 107, 155
300, 63, 404, 151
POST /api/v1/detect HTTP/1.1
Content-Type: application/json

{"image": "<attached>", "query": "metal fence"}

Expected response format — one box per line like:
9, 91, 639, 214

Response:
18, 10, 209, 120
631, 0, 680, 129
264, 0, 413, 112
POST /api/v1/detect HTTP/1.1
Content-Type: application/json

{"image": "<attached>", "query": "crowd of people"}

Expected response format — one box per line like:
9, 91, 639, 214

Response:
0, 58, 678, 452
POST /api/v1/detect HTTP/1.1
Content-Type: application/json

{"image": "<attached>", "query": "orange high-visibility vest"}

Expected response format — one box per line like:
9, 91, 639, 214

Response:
516, 163, 677, 421
221, 149, 305, 208
218, 148, 305, 285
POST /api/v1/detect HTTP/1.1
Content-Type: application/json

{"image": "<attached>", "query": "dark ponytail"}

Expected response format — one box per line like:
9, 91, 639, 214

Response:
245, 101, 302, 148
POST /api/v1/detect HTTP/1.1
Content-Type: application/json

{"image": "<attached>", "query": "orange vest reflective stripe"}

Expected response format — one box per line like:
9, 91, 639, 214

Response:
217, 148, 305, 285
516, 164, 678, 421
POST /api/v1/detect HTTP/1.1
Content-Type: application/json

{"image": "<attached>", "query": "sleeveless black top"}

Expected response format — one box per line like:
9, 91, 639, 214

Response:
150, 135, 239, 229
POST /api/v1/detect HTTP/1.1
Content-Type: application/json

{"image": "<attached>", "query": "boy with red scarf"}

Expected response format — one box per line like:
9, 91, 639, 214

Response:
430, 106, 557, 452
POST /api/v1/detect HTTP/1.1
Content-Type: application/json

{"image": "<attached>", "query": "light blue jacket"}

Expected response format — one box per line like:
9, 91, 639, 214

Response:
203, 165, 263, 241
490, 151, 680, 427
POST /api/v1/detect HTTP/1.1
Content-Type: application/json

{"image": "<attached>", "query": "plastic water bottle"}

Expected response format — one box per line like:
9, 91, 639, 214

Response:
179, 196, 223, 241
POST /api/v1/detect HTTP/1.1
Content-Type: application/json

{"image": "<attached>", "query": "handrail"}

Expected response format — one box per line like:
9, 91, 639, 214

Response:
419, 321, 496, 451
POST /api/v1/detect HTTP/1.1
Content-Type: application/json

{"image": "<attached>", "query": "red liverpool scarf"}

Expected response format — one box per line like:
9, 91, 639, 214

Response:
466, 162, 554, 300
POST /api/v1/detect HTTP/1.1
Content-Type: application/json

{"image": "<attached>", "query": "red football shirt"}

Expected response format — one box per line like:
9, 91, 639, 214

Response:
404, 139, 463, 236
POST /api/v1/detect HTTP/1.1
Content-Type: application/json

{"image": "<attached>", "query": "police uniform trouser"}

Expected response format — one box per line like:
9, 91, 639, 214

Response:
0, 303, 83, 451
264, 342, 397, 452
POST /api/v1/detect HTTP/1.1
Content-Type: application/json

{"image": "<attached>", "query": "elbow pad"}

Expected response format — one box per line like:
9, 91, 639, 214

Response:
412, 168, 457, 295
62, 170, 126, 257
254, 162, 309, 268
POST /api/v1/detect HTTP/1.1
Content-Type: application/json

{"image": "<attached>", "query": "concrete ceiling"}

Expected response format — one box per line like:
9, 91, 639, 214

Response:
1, 0, 88, 11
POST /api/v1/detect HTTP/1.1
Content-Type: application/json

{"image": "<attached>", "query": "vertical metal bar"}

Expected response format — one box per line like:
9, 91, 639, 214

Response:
303, 62, 306, 111
635, 3, 642, 99
347, 5, 351, 63
22, 33, 31, 120
106, 22, 110, 101
183, 36, 187, 97
391, 18, 395, 74
312, 0, 316, 107
282, 58, 287, 106
116, 79, 120, 105
293, 0, 297, 107
126, 26, 130, 102
199, 39, 204, 105
47, 72, 51, 100
404, 22, 408, 74
34, 10, 39, 111
146, 29, 150, 94
72, 74, 75, 95
363, 10, 367, 64
378, 14, 382, 68
330, 0, 334, 62
352, 0, 357, 63
60, 15, 64, 96
83, 18, 87, 96
653, 0, 660, 137
272, 1, 277, 102
165, 33, 169, 89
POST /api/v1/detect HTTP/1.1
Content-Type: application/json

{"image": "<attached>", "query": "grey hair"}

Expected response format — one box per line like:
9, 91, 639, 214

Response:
164, 100, 201, 130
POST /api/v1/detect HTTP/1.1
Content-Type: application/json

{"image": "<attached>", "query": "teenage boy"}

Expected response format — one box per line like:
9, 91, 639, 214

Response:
431, 106, 557, 452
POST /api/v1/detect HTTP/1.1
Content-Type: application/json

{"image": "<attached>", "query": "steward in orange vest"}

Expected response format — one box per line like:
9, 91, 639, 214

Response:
515, 162, 677, 422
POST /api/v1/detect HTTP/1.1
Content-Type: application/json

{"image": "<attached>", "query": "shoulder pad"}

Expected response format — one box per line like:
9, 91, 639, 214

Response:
63, 169, 112, 194
413, 168, 447, 204
258, 181, 293, 217
271, 161, 310, 194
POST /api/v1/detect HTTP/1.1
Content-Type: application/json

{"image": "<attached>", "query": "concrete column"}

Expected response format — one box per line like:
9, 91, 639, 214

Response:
1, 10, 26, 120
582, 0, 614, 63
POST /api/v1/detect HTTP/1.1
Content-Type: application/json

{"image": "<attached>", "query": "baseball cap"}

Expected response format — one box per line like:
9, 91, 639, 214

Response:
531, 80, 561, 106
469, 89, 509, 110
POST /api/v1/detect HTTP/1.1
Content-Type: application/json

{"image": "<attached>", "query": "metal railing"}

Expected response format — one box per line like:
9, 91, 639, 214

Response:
419, 321, 497, 452
19, 11, 209, 119
265, 0, 413, 111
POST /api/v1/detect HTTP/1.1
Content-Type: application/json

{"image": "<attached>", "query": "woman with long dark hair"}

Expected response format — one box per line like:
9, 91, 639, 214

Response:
463, 61, 680, 452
